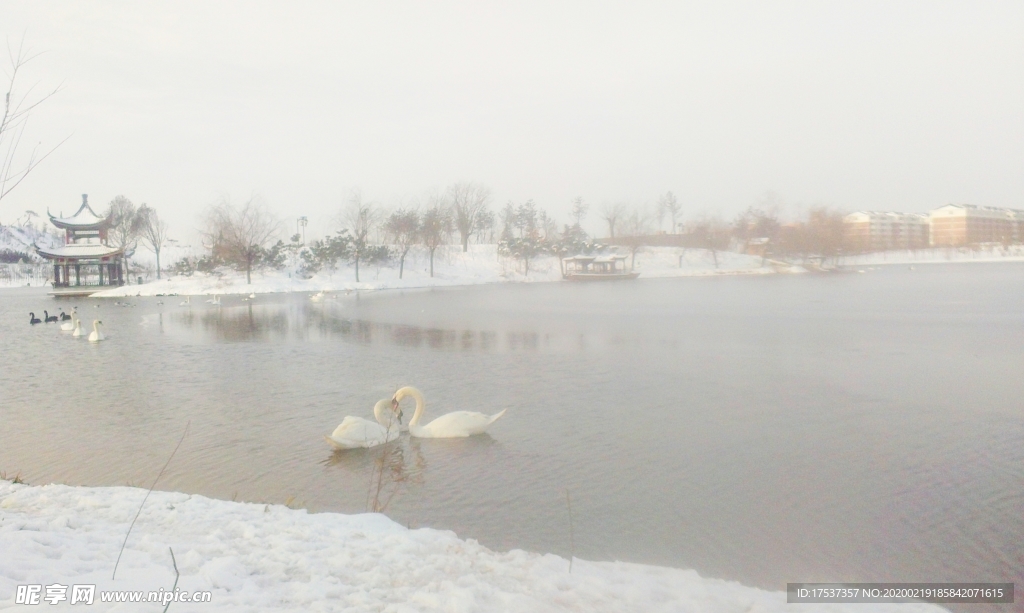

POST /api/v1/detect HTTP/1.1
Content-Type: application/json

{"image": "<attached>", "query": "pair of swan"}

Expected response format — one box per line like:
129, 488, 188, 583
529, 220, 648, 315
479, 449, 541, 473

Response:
205, 295, 221, 305
324, 386, 506, 449
66, 317, 102, 341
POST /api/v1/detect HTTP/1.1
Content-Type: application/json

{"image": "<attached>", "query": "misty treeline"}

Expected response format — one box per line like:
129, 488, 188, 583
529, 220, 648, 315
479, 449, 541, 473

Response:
162, 184, 856, 284
172, 183, 609, 283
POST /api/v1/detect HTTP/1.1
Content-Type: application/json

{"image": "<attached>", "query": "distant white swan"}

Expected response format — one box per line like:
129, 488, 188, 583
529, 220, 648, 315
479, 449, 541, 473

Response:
72, 317, 84, 337
324, 399, 402, 450
179, 296, 191, 306
88, 320, 104, 342
206, 295, 221, 305
310, 291, 326, 303
392, 386, 506, 438
60, 312, 79, 332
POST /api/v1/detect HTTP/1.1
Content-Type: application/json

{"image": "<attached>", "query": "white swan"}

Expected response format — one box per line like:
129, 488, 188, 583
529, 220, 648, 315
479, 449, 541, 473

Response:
324, 398, 402, 450
88, 320, 104, 342
310, 291, 326, 303
392, 386, 506, 438
60, 312, 79, 332
179, 296, 191, 306
72, 317, 84, 337
206, 295, 221, 305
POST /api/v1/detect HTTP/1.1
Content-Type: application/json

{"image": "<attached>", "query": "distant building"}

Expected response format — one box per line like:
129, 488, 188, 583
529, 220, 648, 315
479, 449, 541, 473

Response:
743, 237, 770, 257
928, 204, 1024, 247
843, 211, 929, 252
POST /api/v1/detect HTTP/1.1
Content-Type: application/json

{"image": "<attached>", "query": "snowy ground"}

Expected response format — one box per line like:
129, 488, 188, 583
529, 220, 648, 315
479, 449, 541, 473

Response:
0, 481, 946, 613
840, 245, 1024, 266
92, 245, 790, 298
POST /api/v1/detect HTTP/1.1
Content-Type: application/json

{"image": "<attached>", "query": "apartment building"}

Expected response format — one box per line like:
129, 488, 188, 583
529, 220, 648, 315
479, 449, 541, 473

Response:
929, 204, 1024, 247
843, 211, 930, 252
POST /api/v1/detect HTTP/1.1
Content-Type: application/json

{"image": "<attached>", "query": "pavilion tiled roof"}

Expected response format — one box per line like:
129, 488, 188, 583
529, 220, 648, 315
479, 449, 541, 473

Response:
48, 194, 112, 231
36, 243, 123, 260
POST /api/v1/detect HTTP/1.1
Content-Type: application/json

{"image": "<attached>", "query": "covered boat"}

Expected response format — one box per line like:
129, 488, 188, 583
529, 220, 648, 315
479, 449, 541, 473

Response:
561, 254, 639, 281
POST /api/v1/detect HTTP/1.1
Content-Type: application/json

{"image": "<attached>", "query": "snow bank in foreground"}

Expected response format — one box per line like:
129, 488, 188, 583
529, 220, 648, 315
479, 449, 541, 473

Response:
92, 246, 788, 298
0, 482, 944, 613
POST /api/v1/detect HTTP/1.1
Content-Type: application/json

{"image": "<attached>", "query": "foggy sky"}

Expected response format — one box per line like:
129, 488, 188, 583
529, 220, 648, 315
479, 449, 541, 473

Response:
1, 1, 1022, 243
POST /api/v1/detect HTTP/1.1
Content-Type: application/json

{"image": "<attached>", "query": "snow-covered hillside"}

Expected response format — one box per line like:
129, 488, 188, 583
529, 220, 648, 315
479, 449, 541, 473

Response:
0, 223, 61, 263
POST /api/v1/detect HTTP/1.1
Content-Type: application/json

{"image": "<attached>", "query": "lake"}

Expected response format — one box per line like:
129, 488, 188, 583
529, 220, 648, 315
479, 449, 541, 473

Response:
1, 264, 1021, 608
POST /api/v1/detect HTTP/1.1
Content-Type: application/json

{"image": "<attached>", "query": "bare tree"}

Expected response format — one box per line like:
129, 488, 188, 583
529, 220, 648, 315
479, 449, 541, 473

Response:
689, 214, 732, 268
0, 38, 66, 203
137, 204, 170, 279
420, 199, 453, 277
341, 190, 381, 283
203, 196, 280, 284
108, 196, 142, 251
107, 196, 145, 283
806, 206, 846, 265
448, 182, 491, 251
658, 191, 681, 233
619, 206, 654, 270
384, 208, 419, 279
599, 202, 627, 238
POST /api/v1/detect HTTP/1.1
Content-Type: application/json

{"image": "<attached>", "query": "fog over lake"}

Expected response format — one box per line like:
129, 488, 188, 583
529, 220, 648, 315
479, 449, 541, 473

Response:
3, 265, 1021, 607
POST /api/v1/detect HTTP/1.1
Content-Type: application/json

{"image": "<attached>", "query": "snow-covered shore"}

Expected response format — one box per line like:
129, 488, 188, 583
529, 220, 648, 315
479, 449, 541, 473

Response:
840, 245, 1024, 266
0, 481, 945, 612
92, 246, 793, 298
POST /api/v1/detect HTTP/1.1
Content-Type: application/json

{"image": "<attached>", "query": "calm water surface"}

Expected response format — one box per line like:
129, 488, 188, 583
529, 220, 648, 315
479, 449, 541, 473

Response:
1, 265, 1022, 606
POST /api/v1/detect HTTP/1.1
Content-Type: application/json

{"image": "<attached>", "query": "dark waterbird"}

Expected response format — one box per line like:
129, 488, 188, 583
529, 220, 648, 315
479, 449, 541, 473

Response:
59, 311, 71, 321
44, 311, 59, 323
29, 312, 41, 325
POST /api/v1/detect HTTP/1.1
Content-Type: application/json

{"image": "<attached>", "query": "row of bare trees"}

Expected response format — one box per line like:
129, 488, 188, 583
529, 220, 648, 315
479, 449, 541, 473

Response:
184, 183, 856, 283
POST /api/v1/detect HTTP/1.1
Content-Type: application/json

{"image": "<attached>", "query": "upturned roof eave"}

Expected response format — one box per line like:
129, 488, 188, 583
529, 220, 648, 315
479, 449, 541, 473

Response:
47, 201, 113, 230
35, 244, 124, 260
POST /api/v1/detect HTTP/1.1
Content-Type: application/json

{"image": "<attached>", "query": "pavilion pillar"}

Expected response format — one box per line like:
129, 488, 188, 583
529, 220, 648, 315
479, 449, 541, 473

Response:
53, 264, 60, 286
64, 265, 69, 287
99, 263, 104, 286
75, 264, 80, 286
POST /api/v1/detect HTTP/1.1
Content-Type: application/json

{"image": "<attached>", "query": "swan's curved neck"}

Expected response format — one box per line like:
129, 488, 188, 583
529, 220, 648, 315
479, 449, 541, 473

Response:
372, 398, 398, 430
395, 386, 426, 427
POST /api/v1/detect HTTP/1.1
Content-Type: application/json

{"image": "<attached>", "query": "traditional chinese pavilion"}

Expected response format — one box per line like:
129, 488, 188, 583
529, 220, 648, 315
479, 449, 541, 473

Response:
37, 194, 125, 296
